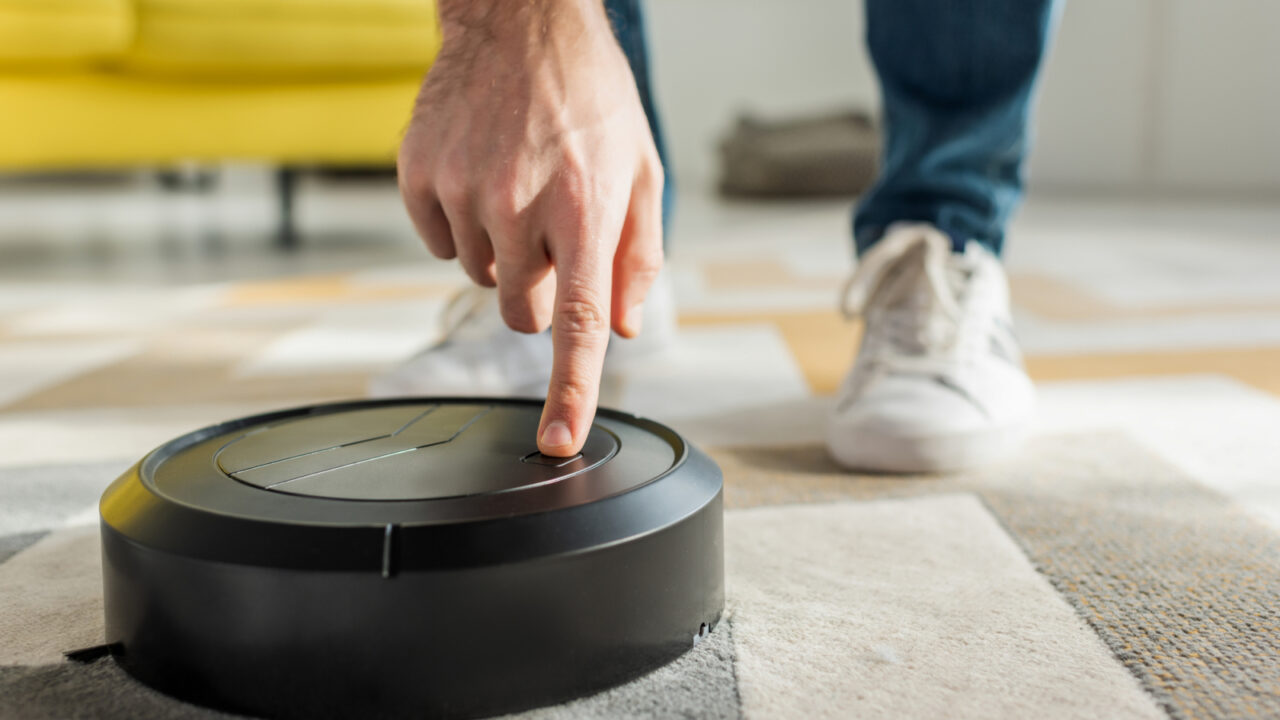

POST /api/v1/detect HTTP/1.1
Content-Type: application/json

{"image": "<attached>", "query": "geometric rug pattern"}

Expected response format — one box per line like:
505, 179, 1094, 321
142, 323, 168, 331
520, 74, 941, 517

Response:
3, 195, 1280, 718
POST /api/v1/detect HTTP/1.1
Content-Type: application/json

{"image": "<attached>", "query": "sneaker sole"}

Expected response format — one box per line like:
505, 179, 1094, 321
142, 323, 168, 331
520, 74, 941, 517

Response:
825, 419, 1030, 474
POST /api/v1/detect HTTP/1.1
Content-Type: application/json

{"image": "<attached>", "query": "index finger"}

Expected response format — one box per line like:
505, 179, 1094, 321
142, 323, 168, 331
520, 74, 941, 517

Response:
537, 243, 612, 457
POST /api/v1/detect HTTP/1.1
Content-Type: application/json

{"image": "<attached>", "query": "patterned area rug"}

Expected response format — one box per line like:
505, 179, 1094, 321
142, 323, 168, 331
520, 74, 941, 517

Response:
2, 431, 1278, 718
3, 195, 1280, 717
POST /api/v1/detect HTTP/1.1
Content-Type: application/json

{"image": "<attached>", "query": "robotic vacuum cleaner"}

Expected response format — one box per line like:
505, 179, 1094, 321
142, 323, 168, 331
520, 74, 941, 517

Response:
99, 398, 724, 719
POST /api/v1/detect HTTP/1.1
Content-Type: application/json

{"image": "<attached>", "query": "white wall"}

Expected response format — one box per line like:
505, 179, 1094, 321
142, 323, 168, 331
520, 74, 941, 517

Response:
647, 0, 1280, 196
646, 0, 873, 190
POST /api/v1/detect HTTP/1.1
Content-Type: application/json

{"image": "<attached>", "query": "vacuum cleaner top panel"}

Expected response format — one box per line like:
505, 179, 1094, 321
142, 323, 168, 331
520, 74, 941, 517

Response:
102, 398, 717, 576
124, 398, 686, 526
215, 403, 620, 501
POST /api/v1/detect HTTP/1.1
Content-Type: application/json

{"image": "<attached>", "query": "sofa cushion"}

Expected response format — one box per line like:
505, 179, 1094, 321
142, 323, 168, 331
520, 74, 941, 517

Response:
0, 0, 133, 66
122, 0, 441, 79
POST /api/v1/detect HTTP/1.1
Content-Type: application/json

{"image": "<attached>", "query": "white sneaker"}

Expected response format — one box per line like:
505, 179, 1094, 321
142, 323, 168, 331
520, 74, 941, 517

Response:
826, 223, 1035, 473
368, 273, 678, 398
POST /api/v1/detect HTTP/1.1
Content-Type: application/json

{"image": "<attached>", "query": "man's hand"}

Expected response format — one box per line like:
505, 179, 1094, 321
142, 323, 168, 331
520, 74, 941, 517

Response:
398, 0, 664, 456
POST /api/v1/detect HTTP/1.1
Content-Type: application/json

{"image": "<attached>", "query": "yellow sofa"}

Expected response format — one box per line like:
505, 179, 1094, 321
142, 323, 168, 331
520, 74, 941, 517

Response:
0, 0, 440, 171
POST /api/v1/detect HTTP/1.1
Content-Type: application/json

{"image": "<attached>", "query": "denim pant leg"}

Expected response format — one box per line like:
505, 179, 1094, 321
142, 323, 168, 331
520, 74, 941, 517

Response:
854, 0, 1060, 257
605, 0, 675, 233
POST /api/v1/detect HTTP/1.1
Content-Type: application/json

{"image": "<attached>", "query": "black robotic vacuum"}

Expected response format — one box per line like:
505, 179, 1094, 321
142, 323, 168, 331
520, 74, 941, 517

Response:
99, 398, 724, 719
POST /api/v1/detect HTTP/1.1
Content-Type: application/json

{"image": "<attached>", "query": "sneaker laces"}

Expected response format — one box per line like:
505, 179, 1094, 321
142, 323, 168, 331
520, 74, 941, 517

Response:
391, 286, 501, 364
839, 225, 983, 368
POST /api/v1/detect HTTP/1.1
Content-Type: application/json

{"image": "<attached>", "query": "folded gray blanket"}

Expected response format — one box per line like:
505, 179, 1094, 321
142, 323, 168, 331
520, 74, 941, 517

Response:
718, 109, 880, 198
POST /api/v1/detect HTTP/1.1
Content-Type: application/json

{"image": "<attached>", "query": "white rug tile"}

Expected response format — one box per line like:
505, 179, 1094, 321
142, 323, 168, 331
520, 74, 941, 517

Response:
1016, 311, 1280, 355
5, 285, 225, 337
236, 325, 430, 376
1006, 199, 1280, 307
186, 302, 323, 328
781, 243, 854, 280
61, 504, 101, 529
0, 340, 139, 408
1034, 374, 1280, 529
663, 396, 833, 449
0, 462, 126, 537
727, 496, 1164, 720
672, 287, 835, 314
0, 283, 104, 315
668, 194, 850, 255
233, 298, 446, 376
348, 261, 469, 287
1089, 268, 1280, 308
613, 324, 809, 423
668, 264, 709, 308
0, 403, 283, 468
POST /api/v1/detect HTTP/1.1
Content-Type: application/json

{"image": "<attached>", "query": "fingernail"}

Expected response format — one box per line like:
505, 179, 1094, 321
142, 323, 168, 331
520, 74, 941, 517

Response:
626, 303, 644, 334
541, 421, 572, 448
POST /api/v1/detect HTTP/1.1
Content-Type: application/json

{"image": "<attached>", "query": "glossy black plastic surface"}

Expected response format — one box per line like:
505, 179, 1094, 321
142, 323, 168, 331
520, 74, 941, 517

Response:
216, 403, 620, 500
99, 398, 724, 719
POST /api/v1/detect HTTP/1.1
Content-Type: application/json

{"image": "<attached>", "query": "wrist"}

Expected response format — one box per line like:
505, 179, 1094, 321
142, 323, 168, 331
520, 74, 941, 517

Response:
436, 0, 610, 49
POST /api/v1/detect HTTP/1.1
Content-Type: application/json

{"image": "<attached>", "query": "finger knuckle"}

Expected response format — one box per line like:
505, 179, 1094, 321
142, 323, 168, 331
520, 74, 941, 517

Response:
460, 250, 494, 277
506, 315, 540, 334
415, 217, 455, 259
499, 297, 539, 334
435, 173, 469, 210
555, 287, 608, 337
552, 375, 593, 406
420, 229, 450, 253
631, 256, 663, 284
397, 154, 430, 200
492, 240, 536, 268
426, 243, 456, 261
555, 158, 594, 204
634, 238, 664, 268
485, 196, 525, 240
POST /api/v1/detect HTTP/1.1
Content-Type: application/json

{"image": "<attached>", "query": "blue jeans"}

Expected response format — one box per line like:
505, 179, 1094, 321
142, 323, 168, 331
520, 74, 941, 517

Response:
608, 0, 1059, 257
604, 0, 675, 230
